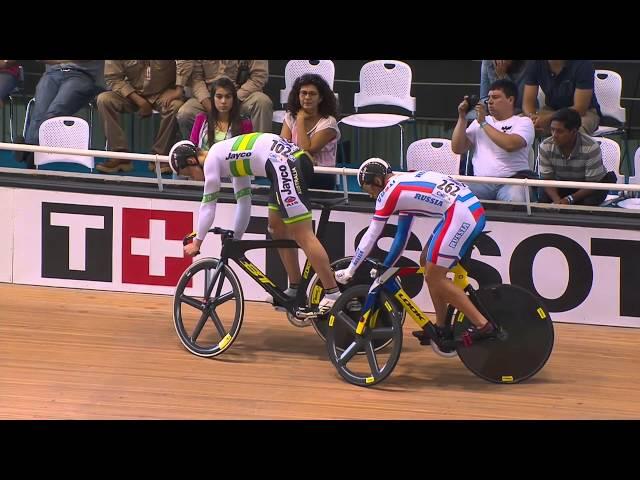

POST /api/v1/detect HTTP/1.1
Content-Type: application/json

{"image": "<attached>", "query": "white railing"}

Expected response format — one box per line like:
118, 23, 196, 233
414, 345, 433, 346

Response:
1, 141, 639, 215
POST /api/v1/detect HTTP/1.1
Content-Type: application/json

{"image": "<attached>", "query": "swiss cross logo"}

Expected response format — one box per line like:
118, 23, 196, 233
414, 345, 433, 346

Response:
122, 208, 193, 286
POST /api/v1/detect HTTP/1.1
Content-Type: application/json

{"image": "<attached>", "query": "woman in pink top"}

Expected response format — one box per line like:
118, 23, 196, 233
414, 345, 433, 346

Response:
185, 77, 253, 180
281, 73, 340, 190
0, 60, 20, 108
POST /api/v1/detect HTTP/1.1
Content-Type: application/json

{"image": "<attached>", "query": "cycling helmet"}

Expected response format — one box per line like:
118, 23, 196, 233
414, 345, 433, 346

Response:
169, 140, 198, 174
357, 158, 392, 187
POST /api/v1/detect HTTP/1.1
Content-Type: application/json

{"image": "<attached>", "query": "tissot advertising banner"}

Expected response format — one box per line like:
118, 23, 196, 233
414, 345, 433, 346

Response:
6, 187, 640, 327
0, 187, 13, 282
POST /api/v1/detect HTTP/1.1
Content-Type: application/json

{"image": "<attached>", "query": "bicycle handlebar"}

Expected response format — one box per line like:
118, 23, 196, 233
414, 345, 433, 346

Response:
309, 197, 349, 210
364, 257, 389, 278
210, 227, 235, 237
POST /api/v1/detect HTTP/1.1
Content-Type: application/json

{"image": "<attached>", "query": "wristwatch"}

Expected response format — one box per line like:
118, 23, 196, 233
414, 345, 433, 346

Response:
480, 120, 488, 129
566, 195, 574, 204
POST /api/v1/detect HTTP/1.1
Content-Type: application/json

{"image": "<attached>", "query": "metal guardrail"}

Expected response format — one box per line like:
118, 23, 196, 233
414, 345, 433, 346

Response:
1, 141, 639, 215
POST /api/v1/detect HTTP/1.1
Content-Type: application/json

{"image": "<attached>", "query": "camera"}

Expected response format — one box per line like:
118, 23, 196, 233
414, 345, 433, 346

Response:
465, 94, 480, 112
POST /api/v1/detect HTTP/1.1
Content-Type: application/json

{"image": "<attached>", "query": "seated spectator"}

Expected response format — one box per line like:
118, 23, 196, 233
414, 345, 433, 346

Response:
183, 77, 253, 181
280, 73, 340, 190
522, 60, 601, 135
538, 108, 616, 206
480, 60, 528, 114
19, 60, 103, 167
0, 60, 19, 108
452, 79, 535, 202
96, 60, 183, 174
176, 60, 272, 137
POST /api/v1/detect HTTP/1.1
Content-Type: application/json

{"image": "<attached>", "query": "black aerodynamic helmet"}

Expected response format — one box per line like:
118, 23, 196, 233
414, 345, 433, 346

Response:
169, 140, 198, 174
357, 157, 392, 187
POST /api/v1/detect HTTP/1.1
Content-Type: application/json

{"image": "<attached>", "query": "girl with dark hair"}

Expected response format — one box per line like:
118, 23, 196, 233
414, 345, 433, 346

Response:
185, 77, 253, 180
281, 73, 340, 190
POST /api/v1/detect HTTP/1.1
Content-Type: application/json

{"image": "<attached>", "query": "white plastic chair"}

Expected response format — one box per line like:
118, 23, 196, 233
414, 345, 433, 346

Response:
406, 138, 459, 175
629, 146, 640, 185
593, 70, 626, 137
272, 60, 336, 124
24, 96, 96, 147
604, 146, 640, 207
339, 60, 416, 169
35, 116, 94, 170
592, 137, 623, 202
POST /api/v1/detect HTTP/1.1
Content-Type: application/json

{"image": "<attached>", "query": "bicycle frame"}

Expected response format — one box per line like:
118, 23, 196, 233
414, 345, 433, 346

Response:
212, 202, 337, 313
340, 262, 471, 335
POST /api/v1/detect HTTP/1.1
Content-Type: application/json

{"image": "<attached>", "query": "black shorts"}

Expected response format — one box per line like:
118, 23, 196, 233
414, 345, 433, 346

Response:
266, 151, 314, 224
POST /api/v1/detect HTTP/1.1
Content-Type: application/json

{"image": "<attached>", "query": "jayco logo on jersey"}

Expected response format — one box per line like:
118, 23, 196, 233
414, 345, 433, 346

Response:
448, 222, 471, 248
279, 164, 292, 195
226, 151, 251, 160
414, 193, 443, 207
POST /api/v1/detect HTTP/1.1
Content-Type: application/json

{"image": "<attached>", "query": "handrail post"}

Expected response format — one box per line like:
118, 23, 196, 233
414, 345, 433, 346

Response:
154, 154, 164, 192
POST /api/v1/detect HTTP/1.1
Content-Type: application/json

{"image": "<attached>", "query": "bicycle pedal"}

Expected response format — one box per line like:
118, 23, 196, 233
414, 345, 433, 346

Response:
411, 330, 431, 345
294, 307, 320, 320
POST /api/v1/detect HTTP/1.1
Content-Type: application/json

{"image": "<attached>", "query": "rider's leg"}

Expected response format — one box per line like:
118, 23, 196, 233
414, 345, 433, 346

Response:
422, 196, 490, 329
285, 219, 339, 291
268, 208, 302, 285
418, 252, 448, 327
424, 261, 488, 328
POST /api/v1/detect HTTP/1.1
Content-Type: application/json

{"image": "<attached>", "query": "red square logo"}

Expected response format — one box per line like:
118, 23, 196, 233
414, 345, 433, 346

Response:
122, 208, 193, 286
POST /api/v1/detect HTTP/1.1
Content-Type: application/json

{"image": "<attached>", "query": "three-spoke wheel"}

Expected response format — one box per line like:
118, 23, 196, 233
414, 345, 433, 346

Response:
173, 258, 244, 357
325, 285, 404, 386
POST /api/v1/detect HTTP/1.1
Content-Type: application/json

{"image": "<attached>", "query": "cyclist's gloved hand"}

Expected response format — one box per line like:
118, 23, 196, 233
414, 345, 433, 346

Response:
183, 231, 197, 246
334, 269, 353, 285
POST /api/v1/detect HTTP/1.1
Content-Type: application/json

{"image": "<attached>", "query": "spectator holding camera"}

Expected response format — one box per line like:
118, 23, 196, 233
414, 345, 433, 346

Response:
452, 79, 535, 202
537, 108, 615, 206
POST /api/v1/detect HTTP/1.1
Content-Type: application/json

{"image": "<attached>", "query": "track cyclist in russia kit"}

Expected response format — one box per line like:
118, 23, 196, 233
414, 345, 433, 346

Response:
334, 158, 496, 352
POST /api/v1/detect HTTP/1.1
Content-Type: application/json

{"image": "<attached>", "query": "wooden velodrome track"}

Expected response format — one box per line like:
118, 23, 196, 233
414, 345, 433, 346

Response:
1, 282, 639, 419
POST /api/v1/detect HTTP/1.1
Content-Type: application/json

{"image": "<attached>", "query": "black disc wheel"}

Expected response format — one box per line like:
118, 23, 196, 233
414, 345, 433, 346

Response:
453, 284, 554, 383
173, 258, 244, 357
326, 285, 404, 387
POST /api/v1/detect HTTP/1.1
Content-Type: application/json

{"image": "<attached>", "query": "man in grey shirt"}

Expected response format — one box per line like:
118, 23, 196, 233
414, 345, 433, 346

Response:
538, 108, 615, 206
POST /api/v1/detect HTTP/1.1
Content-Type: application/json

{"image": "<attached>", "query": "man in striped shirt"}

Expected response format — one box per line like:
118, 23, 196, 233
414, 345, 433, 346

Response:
538, 108, 616, 206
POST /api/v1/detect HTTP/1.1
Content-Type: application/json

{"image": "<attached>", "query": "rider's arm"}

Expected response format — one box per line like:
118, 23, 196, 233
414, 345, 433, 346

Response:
231, 176, 252, 240
195, 161, 221, 244
343, 183, 402, 276
382, 213, 414, 267
346, 217, 387, 275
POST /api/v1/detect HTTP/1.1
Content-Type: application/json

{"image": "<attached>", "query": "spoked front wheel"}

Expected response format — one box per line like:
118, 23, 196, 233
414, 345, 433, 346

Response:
173, 258, 244, 357
326, 285, 404, 387
452, 284, 554, 383
309, 256, 406, 352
